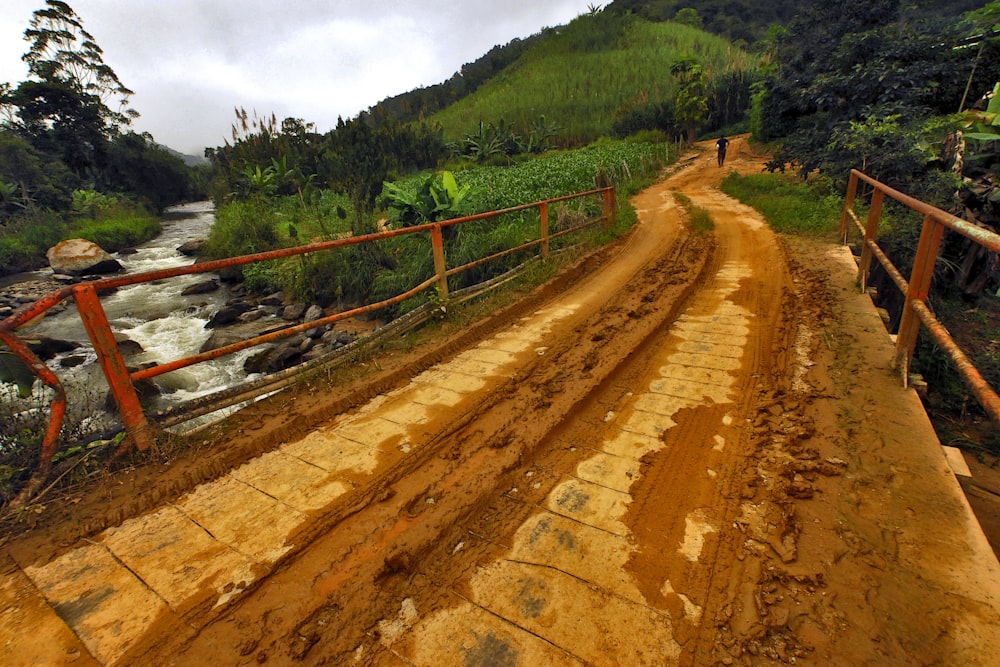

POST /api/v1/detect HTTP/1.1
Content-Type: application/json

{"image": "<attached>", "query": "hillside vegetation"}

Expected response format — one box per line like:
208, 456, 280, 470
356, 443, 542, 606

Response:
428, 13, 756, 144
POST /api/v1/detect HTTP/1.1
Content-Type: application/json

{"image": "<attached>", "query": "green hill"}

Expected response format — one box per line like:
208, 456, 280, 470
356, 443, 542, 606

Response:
424, 12, 756, 145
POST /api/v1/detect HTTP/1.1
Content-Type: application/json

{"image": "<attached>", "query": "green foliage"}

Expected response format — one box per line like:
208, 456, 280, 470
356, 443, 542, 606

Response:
204, 199, 280, 260
0, 130, 76, 217
674, 8, 703, 29
69, 212, 161, 252
824, 115, 936, 186
227, 141, 671, 313
22, 0, 137, 132
759, 0, 1000, 186
71, 189, 119, 217
449, 117, 563, 163
720, 172, 843, 235
100, 133, 201, 211
382, 171, 473, 226
241, 260, 282, 294
672, 192, 713, 234
429, 17, 756, 145
605, 0, 800, 44
670, 56, 710, 141
0, 349, 36, 398
0, 195, 158, 274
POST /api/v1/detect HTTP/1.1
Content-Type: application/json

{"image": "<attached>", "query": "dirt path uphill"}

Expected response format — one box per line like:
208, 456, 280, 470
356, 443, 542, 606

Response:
4, 139, 998, 666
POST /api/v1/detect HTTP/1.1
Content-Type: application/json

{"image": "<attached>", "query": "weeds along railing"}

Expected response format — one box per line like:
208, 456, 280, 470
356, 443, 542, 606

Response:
1, 187, 616, 500
839, 169, 1000, 425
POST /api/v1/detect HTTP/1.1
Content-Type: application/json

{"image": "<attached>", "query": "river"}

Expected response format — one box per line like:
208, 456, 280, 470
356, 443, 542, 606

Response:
4, 202, 260, 441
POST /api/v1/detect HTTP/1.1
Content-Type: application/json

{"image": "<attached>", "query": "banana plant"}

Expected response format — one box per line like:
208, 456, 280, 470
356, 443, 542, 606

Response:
382, 170, 472, 227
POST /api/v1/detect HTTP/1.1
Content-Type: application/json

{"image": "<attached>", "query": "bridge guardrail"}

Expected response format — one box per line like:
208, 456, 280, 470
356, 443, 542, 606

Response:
0, 187, 616, 504
840, 169, 1000, 425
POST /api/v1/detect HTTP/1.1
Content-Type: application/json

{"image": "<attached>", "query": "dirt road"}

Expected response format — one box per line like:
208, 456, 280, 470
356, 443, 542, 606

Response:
4, 139, 999, 665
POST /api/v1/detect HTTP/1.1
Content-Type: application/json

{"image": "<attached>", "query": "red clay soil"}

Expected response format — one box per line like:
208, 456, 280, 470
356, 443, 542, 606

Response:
3, 138, 999, 666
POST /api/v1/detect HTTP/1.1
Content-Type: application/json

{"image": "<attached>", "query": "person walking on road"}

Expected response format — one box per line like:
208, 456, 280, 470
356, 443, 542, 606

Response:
716, 135, 729, 167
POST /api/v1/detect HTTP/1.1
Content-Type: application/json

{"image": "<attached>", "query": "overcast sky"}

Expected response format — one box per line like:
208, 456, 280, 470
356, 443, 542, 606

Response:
0, 0, 591, 156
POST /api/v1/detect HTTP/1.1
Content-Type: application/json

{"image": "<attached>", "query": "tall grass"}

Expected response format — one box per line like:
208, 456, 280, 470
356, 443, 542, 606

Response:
430, 15, 756, 144
71, 215, 161, 251
0, 205, 161, 276
719, 173, 843, 236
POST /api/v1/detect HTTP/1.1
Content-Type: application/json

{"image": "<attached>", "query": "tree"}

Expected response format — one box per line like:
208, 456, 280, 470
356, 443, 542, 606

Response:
21, 0, 137, 134
756, 0, 1000, 184
2, 1, 138, 181
0, 130, 75, 216
674, 8, 703, 29
324, 114, 388, 235
670, 56, 709, 142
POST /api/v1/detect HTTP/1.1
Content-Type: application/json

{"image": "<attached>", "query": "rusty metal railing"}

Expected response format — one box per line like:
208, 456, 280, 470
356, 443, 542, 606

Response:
1, 187, 616, 502
840, 169, 1000, 425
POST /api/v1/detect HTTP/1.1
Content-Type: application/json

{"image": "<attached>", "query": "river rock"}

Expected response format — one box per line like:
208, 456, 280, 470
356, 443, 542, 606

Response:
321, 329, 355, 347
304, 304, 324, 322
282, 303, 307, 321
205, 302, 252, 328
177, 239, 206, 256
181, 279, 220, 296
116, 338, 144, 357
260, 292, 285, 307
46, 239, 123, 276
238, 309, 266, 323
264, 340, 303, 372
306, 323, 328, 339
59, 355, 88, 368
27, 336, 79, 361
243, 348, 272, 374
200, 329, 245, 353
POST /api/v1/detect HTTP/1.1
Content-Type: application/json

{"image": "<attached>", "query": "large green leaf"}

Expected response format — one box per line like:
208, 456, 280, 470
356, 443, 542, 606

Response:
964, 132, 1000, 142
986, 82, 1000, 116
0, 351, 37, 398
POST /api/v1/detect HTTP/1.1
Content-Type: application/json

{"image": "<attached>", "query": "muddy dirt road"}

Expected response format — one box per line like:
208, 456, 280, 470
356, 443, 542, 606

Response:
4, 139, 999, 666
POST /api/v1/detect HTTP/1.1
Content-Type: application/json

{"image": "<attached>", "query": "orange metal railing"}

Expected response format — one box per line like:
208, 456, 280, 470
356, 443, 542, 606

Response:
1, 187, 616, 500
840, 169, 1000, 425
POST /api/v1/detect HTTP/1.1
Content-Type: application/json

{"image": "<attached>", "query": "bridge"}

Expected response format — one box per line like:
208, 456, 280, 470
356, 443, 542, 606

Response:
1, 139, 998, 665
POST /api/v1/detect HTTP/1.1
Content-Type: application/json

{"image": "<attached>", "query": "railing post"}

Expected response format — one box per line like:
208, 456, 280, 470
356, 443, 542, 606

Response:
896, 213, 945, 384
602, 188, 614, 231
0, 330, 68, 504
840, 171, 859, 243
431, 224, 449, 303
611, 187, 617, 228
858, 188, 884, 291
74, 283, 154, 451
540, 201, 550, 259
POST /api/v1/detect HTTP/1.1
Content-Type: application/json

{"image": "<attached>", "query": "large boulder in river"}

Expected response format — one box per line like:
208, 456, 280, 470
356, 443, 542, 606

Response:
181, 278, 219, 296
177, 239, 206, 256
46, 239, 123, 276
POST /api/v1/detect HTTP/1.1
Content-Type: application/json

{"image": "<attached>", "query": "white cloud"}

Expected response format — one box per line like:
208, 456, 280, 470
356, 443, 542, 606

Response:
0, 0, 590, 155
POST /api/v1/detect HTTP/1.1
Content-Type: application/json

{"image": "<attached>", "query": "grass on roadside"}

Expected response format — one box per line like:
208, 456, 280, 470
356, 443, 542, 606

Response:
720, 172, 842, 236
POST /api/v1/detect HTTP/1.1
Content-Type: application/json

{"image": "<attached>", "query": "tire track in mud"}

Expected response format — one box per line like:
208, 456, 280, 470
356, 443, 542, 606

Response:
122, 191, 715, 664
163, 141, 1000, 667
344, 144, 795, 666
